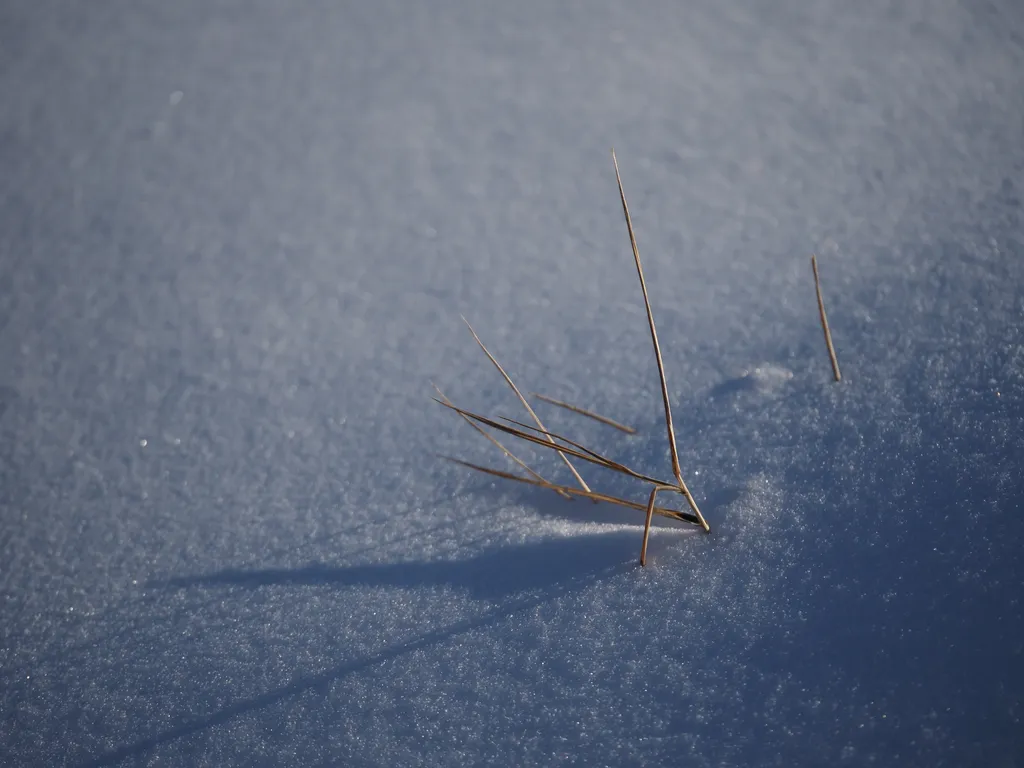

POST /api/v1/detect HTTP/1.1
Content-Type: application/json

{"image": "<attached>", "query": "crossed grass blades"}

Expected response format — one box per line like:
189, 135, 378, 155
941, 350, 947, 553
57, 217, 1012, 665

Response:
436, 153, 844, 563
435, 150, 709, 567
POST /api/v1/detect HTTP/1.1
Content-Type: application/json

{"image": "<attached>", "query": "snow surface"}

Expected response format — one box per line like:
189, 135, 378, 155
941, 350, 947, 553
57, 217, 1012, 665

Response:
2, 1, 1023, 765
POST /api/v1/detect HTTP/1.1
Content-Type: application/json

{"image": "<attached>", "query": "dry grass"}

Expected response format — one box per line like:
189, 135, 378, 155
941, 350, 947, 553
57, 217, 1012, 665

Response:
461, 316, 591, 492
531, 392, 637, 434
436, 150, 711, 566
811, 254, 842, 382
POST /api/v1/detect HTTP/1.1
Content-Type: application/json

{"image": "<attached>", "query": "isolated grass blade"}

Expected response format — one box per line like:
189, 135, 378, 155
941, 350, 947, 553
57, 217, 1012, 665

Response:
811, 255, 842, 382
461, 316, 591, 492
611, 149, 709, 532
531, 392, 637, 434
432, 383, 570, 499
439, 454, 704, 526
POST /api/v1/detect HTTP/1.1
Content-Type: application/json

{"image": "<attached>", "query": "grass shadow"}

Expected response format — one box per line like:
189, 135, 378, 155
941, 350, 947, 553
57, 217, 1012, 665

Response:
156, 530, 639, 601
75, 531, 633, 767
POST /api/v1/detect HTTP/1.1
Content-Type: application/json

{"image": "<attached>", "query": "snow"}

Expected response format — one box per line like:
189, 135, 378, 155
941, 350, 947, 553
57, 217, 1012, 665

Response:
1, 0, 1022, 765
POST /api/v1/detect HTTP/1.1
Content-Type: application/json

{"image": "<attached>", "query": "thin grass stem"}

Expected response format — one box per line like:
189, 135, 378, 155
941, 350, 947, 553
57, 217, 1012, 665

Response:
438, 454, 704, 526
497, 416, 672, 488
462, 317, 591, 492
611, 149, 710, 532
435, 398, 676, 489
432, 383, 570, 499
640, 486, 665, 566
811, 255, 842, 382
531, 392, 637, 434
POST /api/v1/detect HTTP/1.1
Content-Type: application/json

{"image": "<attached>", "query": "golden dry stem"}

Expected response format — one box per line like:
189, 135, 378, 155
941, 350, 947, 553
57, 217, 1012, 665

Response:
811, 254, 842, 382
435, 150, 713, 567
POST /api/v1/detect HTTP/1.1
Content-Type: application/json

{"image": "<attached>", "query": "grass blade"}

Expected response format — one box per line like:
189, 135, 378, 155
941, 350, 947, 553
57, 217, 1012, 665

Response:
531, 392, 637, 434
438, 454, 703, 526
811, 255, 842, 382
497, 416, 673, 489
432, 383, 570, 499
611, 149, 709, 532
435, 398, 675, 489
462, 316, 591, 492
435, 399, 632, 476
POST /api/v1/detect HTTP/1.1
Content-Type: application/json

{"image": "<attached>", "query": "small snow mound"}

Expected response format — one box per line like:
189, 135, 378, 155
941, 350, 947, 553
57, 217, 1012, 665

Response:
711, 364, 795, 398
744, 364, 794, 387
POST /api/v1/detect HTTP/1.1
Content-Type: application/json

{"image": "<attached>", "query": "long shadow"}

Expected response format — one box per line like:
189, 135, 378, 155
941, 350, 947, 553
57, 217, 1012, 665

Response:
156, 531, 639, 600
0, 499, 469, 689
80, 531, 635, 767
78, 588, 572, 767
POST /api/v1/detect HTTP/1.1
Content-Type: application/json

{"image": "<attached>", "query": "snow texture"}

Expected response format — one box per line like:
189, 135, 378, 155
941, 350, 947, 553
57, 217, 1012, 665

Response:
2, 1, 1023, 765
